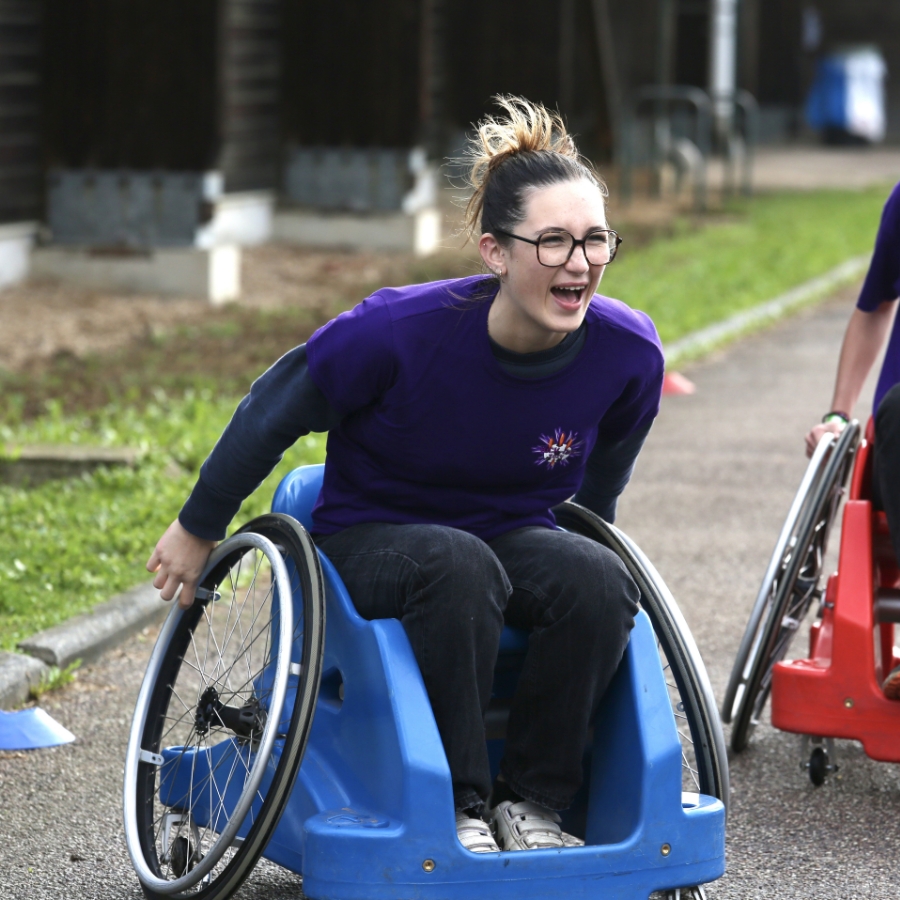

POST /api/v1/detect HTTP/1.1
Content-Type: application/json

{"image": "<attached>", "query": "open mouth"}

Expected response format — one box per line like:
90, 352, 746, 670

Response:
550, 285, 587, 308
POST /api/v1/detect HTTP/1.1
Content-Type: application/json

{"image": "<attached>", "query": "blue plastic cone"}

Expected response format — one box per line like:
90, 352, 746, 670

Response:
0, 707, 76, 750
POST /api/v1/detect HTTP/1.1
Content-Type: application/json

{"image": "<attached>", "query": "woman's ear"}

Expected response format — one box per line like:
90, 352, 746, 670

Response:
478, 233, 507, 276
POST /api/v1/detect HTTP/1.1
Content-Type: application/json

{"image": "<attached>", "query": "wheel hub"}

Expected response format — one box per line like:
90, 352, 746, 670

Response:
194, 686, 266, 739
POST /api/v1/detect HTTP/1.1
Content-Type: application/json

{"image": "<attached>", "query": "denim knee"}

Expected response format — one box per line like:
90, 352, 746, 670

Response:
536, 534, 639, 628
409, 526, 511, 625
564, 543, 639, 635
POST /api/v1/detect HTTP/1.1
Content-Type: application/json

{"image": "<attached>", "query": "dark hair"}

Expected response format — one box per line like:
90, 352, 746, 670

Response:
462, 95, 607, 242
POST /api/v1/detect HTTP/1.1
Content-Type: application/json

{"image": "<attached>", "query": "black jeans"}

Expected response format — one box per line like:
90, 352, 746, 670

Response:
874, 382, 900, 561
315, 523, 639, 813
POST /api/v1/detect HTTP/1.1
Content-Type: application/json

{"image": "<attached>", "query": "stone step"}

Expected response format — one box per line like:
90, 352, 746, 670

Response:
0, 444, 138, 486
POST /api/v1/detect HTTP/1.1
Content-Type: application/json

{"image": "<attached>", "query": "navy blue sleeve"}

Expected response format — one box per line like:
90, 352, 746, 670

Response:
858, 181, 900, 311
572, 423, 652, 523
178, 344, 342, 540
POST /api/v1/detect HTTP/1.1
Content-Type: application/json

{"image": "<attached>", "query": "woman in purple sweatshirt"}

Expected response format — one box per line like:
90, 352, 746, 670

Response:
147, 96, 665, 854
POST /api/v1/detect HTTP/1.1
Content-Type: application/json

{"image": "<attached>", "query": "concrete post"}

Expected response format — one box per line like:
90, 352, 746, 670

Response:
709, 0, 739, 142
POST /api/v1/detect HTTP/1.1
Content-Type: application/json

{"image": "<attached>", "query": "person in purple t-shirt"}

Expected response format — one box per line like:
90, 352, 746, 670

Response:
805, 180, 900, 699
146, 97, 664, 853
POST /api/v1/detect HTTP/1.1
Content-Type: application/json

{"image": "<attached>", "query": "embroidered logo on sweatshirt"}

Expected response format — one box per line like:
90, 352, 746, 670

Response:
533, 429, 583, 469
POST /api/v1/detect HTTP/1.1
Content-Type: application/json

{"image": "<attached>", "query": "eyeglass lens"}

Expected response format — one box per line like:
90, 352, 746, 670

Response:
537, 231, 617, 267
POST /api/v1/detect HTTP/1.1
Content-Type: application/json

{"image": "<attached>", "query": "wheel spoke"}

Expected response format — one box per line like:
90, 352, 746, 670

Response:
125, 519, 325, 894
725, 422, 860, 752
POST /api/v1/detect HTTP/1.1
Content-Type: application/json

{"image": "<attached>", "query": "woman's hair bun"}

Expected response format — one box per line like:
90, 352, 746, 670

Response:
467, 95, 578, 182
460, 95, 603, 242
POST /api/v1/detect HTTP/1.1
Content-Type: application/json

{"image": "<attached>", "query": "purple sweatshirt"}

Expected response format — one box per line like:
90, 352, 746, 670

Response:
304, 276, 663, 540
858, 181, 900, 411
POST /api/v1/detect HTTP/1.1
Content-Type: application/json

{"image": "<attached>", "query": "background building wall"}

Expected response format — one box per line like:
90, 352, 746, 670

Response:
217, 0, 280, 192
43, 0, 220, 171
280, 0, 628, 161
0, 0, 41, 224
280, 0, 421, 148
42, 0, 280, 190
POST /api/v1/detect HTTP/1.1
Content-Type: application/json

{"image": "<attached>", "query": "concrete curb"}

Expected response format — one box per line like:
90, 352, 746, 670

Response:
0, 651, 48, 709
18, 582, 169, 669
664, 254, 871, 367
1, 582, 170, 709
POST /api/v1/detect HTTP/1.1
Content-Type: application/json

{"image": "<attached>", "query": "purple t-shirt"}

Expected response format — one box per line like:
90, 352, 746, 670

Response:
857, 181, 900, 411
306, 275, 663, 541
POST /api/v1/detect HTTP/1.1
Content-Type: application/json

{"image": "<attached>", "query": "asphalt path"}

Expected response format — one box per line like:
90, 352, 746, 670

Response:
2, 285, 899, 899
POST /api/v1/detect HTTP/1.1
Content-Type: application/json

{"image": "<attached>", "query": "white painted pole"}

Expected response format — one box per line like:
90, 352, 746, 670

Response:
709, 0, 738, 140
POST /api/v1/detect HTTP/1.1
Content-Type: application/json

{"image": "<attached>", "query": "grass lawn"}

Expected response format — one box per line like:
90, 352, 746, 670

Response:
0, 186, 892, 649
0, 395, 327, 651
603, 186, 888, 343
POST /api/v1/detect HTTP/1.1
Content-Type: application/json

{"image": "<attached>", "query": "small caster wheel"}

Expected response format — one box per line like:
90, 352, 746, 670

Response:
170, 835, 199, 877
800, 735, 838, 786
808, 746, 829, 786
660, 887, 707, 900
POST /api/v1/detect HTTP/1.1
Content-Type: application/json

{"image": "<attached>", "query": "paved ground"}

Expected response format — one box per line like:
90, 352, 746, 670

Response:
677, 143, 900, 198
750, 145, 900, 192
2, 282, 899, 899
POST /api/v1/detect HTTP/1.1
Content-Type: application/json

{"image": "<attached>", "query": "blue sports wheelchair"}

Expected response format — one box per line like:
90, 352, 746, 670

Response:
124, 465, 728, 900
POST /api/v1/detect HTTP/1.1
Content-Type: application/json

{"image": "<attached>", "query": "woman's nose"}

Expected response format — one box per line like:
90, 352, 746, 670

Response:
566, 244, 591, 271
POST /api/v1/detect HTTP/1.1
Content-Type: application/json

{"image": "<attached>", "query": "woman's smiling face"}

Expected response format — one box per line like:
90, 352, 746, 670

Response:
481, 178, 609, 354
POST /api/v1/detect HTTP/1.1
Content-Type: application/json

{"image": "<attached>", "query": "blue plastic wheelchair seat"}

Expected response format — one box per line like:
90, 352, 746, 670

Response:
262, 464, 725, 900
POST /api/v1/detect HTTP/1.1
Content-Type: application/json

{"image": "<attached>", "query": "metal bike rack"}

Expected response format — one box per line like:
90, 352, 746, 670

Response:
717, 89, 759, 198
621, 85, 712, 211
619, 85, 757, 209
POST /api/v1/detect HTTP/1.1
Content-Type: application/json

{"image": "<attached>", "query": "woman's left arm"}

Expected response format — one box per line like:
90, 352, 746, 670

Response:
572, 318, 664, 522
571, 423, 652, 522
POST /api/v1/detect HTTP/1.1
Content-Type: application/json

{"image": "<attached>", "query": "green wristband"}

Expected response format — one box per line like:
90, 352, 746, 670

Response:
822, 411, 849, 425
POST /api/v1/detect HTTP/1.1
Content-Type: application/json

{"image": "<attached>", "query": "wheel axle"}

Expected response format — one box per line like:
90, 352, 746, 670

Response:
195, 686, 266, 739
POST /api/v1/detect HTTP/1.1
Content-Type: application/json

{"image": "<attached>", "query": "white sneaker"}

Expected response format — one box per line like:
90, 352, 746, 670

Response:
490, 799, 585, 851
455, 810, 500, 853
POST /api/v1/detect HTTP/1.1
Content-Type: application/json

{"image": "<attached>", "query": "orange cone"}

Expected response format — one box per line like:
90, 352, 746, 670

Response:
662, 372, 696, 395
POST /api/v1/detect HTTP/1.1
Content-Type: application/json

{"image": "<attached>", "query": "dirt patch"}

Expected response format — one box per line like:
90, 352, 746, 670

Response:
0, 243, 479, 373
0, 242, 482, 419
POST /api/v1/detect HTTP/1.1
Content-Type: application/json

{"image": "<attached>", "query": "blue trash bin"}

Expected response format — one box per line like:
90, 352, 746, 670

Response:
806, 46, 886, 143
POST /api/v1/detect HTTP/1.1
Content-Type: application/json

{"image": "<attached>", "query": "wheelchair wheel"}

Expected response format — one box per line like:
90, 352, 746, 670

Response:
554, 503, 730, 813
725, 422, 860, 753
652, 888, 708, 900
124, 515, 325, 899
721, 432, 838, 727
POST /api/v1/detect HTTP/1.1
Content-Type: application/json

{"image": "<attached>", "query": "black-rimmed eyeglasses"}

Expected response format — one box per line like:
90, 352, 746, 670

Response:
495, 229, 621, 268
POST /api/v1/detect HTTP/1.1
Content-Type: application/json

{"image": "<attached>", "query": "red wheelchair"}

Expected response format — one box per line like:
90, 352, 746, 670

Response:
723, 417, 900, 784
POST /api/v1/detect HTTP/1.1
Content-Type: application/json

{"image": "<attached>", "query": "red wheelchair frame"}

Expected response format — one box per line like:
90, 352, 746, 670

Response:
723, 417, 900, 784
771, 418, 900, 768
